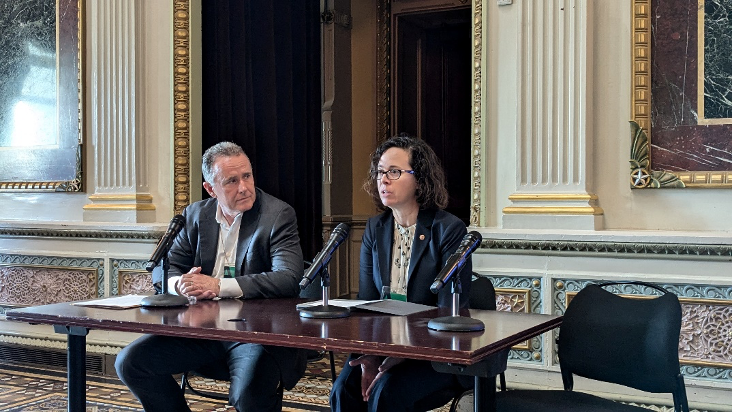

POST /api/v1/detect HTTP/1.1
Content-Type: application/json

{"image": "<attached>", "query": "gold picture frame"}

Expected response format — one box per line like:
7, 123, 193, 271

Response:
0, 0, 84, 192
630, 0, 732, 189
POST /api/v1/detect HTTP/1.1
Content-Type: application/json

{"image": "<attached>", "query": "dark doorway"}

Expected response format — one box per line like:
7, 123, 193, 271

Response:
392, 7, 472, 225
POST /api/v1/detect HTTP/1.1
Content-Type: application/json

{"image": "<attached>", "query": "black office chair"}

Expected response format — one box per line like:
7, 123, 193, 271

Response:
494, 281, 689, 412
180, 362, 232, 401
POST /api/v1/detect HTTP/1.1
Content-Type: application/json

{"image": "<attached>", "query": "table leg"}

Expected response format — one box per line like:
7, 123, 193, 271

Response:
54, 325, 89, 412
474, 375, 496, 412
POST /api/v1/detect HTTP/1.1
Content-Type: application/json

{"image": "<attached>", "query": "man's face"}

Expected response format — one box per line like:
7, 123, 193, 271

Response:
203, 154, 256, 220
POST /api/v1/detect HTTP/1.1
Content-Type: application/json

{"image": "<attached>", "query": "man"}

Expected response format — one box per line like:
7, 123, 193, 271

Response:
115, 142, 306, 412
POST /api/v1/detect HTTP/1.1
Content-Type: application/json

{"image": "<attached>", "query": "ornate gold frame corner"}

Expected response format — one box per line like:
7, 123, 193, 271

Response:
630, 0, 732, 189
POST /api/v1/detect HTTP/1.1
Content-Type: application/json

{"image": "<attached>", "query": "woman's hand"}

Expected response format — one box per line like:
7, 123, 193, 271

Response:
348, 355, 382, 401
365, 357, 405, 400
349, 355, 406, 401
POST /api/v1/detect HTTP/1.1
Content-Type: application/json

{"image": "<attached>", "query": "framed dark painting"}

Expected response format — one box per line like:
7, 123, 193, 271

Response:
0, 0, 83, 191
630, 0, 731, 188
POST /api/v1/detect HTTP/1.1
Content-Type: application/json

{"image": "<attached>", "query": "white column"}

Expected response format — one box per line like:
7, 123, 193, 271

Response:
83, 0, 154, 223
502, 0, 602, 230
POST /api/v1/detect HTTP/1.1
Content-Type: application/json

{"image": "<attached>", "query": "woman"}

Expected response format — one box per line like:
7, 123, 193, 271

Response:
330, 135, 473, 412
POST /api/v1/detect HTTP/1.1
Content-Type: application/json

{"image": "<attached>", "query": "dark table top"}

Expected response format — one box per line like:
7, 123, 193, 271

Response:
6, 298, 561, 365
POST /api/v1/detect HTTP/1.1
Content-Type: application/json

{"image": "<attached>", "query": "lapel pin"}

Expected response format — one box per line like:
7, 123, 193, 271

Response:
419, 234, 425, 240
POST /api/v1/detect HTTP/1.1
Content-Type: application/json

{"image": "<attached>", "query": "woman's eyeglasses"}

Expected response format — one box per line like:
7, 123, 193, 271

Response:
372, 169, 414, 180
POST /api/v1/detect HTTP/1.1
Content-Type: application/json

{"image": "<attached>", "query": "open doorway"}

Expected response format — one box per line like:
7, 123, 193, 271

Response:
391, 6, 472, 225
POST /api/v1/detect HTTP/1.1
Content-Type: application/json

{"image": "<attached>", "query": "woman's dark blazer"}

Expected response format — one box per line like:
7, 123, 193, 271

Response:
358, 208, 472, 308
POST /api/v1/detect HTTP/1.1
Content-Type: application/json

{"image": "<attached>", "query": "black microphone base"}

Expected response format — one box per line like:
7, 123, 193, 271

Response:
140, 294, 190, 307
299, 305, 350, 319
428, 316, 485, 332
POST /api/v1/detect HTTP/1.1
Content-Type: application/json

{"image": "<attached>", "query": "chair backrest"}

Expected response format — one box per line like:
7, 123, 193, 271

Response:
558, 282, 684, 396
299, 260, 323, 299
469, 274, 497, 310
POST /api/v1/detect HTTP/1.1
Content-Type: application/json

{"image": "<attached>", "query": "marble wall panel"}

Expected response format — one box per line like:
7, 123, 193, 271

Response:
650, 0, 732, 172
702, 0, 732, 119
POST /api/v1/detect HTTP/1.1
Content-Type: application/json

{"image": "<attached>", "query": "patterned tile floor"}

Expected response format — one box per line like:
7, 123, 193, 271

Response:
0, 354, 340, 412
0, 353, 453, 412
0, 356, 692, 412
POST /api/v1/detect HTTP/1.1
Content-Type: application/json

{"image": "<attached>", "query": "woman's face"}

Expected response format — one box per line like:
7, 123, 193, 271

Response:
377, 147, 418, 211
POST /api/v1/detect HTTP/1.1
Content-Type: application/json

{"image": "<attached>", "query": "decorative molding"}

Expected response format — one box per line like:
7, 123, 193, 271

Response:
0, 259, 103, 306
484, 275, 543, 363
629, 1, 732, 189
173, 0, 192, 214
508, 194, 598, 201
83, 204, 156, 211
482, 239, 732, 260
0, 227, 162, 240
112, 259, 153, 296
470, 0, 483, 227
630, 121, 732, 188
503, 206, 603, 215
376, 0, 391, 144
504, 193, 604, 216
87, 194, 154, 201
495, 287, 531, 350
0, 334, 123, 355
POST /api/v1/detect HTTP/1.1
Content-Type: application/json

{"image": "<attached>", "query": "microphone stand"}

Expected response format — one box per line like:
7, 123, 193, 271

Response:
141, 254, 190, 307
427, 275, 484, 332
298, 267, 350, 319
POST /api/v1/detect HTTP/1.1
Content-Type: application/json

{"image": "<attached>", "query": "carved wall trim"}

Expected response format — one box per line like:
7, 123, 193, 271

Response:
481, 239, 731, 260
470, 0, 483, 226
495, 287, 531, 350
0, 334, 122, 355
376, 0, 391, 144
112, 259, 154, 296
173, 0, 192, 214
483, 275, 543, 363
0, 260, 102, 309
0, 227, 162, 240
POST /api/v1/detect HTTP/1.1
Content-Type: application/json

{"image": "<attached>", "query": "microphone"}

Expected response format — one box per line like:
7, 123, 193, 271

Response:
430, 231, 482, 294
300, 223, 350, 289
145, 214, 185, 272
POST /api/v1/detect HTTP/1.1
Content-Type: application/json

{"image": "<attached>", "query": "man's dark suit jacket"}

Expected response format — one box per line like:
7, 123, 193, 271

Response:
358, 208, 472, 308
152, 188, 306, 388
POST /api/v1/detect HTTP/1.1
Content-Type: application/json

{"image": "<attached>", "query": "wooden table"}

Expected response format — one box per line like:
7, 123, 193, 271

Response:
6, 298, 561, 412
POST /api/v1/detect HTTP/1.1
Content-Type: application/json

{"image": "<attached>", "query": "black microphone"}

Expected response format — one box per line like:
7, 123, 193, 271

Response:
145, 214, 185, 272
430, 231, 482, 294
300, 223, 350, 289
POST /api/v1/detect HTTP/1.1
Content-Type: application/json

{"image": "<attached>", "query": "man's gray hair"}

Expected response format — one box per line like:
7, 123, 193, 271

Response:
202, 142, 247, 184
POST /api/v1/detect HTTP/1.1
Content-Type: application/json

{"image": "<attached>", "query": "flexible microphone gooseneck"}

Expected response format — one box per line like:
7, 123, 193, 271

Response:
145, 214, 185, 272
427, 231, 484, 332
141, 215, 189, 307
299, 223, 350, 289
430, 231, 482, 294
298, 223, 351, 319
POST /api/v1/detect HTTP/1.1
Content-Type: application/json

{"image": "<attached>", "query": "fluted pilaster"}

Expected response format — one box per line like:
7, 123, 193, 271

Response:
83, 0, 153, 222
503, 0, 602, 230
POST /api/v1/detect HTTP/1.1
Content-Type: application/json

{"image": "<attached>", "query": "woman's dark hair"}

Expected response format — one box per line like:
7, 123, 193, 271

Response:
363, 134, 449, 211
